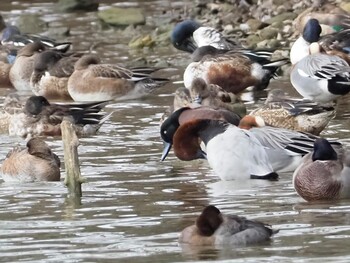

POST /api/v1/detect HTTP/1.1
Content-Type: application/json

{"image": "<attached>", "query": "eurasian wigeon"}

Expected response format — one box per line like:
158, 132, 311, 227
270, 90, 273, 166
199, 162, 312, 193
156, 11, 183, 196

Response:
171, 20, 240, 53
293, 138, 349, 201
67, 54, 169, 102
249, 89, 336, 135
180, 205, 275, 246
8, 95, 112, 138
184, 46, 288, 94
0, 137, 60, 182
9, 42, 46, 91
30, 49, 81, 100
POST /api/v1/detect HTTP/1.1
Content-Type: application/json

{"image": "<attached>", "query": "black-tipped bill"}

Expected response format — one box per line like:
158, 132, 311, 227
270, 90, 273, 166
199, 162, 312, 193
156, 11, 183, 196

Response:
161, 141, 172, 161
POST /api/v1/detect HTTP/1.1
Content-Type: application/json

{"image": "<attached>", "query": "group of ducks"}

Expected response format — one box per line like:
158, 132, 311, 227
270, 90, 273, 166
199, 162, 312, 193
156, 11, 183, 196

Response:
0, 7, 350, 247
161, 12, 350, 246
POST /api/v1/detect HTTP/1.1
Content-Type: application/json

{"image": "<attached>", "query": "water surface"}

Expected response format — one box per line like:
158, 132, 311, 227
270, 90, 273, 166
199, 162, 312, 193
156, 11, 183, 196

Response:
1, 1, 350, 262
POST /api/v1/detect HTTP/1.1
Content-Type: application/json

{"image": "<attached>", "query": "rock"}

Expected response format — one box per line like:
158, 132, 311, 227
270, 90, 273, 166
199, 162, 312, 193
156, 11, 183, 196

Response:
245, 34, 261, 48
240, 18, 267, 32
128, 35, 155, 49
265, 12, 297, 25
259, 26, 278, 40
15, 14, 48, 34
340, 2, 350, 13
57, 0, 99, 12
98, 7, 145, 27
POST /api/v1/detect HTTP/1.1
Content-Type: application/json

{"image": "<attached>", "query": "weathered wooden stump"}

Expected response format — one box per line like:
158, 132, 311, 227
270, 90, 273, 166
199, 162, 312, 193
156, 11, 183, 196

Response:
61, 118, 83, 197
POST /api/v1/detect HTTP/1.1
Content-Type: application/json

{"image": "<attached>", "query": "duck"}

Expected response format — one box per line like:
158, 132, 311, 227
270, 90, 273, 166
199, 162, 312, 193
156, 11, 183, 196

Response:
238, 115, 341, 173
160, 87, 192, 125
161, 111, 341, 179
249, 89, 336, 135
160, 110, 277, 180
179, 205, 275, 246
291, 18, 350, 64
189, 77, 247, 117
293, 138, 350, 201
9, 42, 46, 91
1, 25, 71, 53
294, 4, 350, 36
184, 46, 288, 94
8, 95, 112, 138
67, 54, 169, 102
0, 137, 60, 182
290, 42, 350, 103
30, 49, 81, 100
171, 20, 240, 53
161, 105, 241, 131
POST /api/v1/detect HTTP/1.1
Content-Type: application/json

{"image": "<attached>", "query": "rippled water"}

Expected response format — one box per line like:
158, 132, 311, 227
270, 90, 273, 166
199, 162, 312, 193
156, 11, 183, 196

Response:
1, 1, 350, 262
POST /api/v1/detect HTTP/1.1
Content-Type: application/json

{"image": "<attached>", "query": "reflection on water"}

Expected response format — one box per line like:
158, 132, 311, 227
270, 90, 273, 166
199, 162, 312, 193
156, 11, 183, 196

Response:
0, 1, 350, 262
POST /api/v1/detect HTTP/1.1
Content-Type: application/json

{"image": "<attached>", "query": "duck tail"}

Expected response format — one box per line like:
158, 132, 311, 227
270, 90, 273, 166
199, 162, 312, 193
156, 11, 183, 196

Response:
82, 111, 114, 135
262, 58, 290, 74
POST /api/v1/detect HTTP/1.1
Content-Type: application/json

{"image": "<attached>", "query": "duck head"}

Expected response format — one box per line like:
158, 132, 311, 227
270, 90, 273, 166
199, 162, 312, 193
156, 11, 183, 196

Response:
312, 138, 338, 161
160, 107, 207, 161
196, 205, 223, 236
171, 20, 200, 53
24, 96, 50, 116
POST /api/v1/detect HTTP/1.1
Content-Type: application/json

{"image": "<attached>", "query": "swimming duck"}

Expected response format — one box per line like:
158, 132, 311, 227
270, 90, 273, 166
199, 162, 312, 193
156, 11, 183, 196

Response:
1, 25, 71, 53
160, 110, 277, 180
30, 49, 81, 100
179, 205, 275, 246
67, 54, 169, 102
249, 89, 336, 135
189, 77, 247, 117
0, 137, 60, 182
293, 138, 349, 201
9, 42, 46, 91
184, 46, 288, 94
8, 95, 112, 138
171, 20, 240, 53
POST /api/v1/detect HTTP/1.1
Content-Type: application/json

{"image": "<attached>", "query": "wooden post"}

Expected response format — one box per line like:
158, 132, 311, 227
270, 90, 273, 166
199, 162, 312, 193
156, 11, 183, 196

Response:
61, 118, 83, 197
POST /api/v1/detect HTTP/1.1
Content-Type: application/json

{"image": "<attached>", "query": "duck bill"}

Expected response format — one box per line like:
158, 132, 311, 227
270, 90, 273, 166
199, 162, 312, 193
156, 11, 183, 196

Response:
182, 39, 197, 53
161, 142, 172, 161
193, 95, 202, 104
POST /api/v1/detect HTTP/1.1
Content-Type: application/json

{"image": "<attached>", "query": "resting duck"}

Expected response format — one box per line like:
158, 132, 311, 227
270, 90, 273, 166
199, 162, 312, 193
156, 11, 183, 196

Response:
293, 138, 350, 202
0, 137, 60, 182
180, 205, 275, 246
